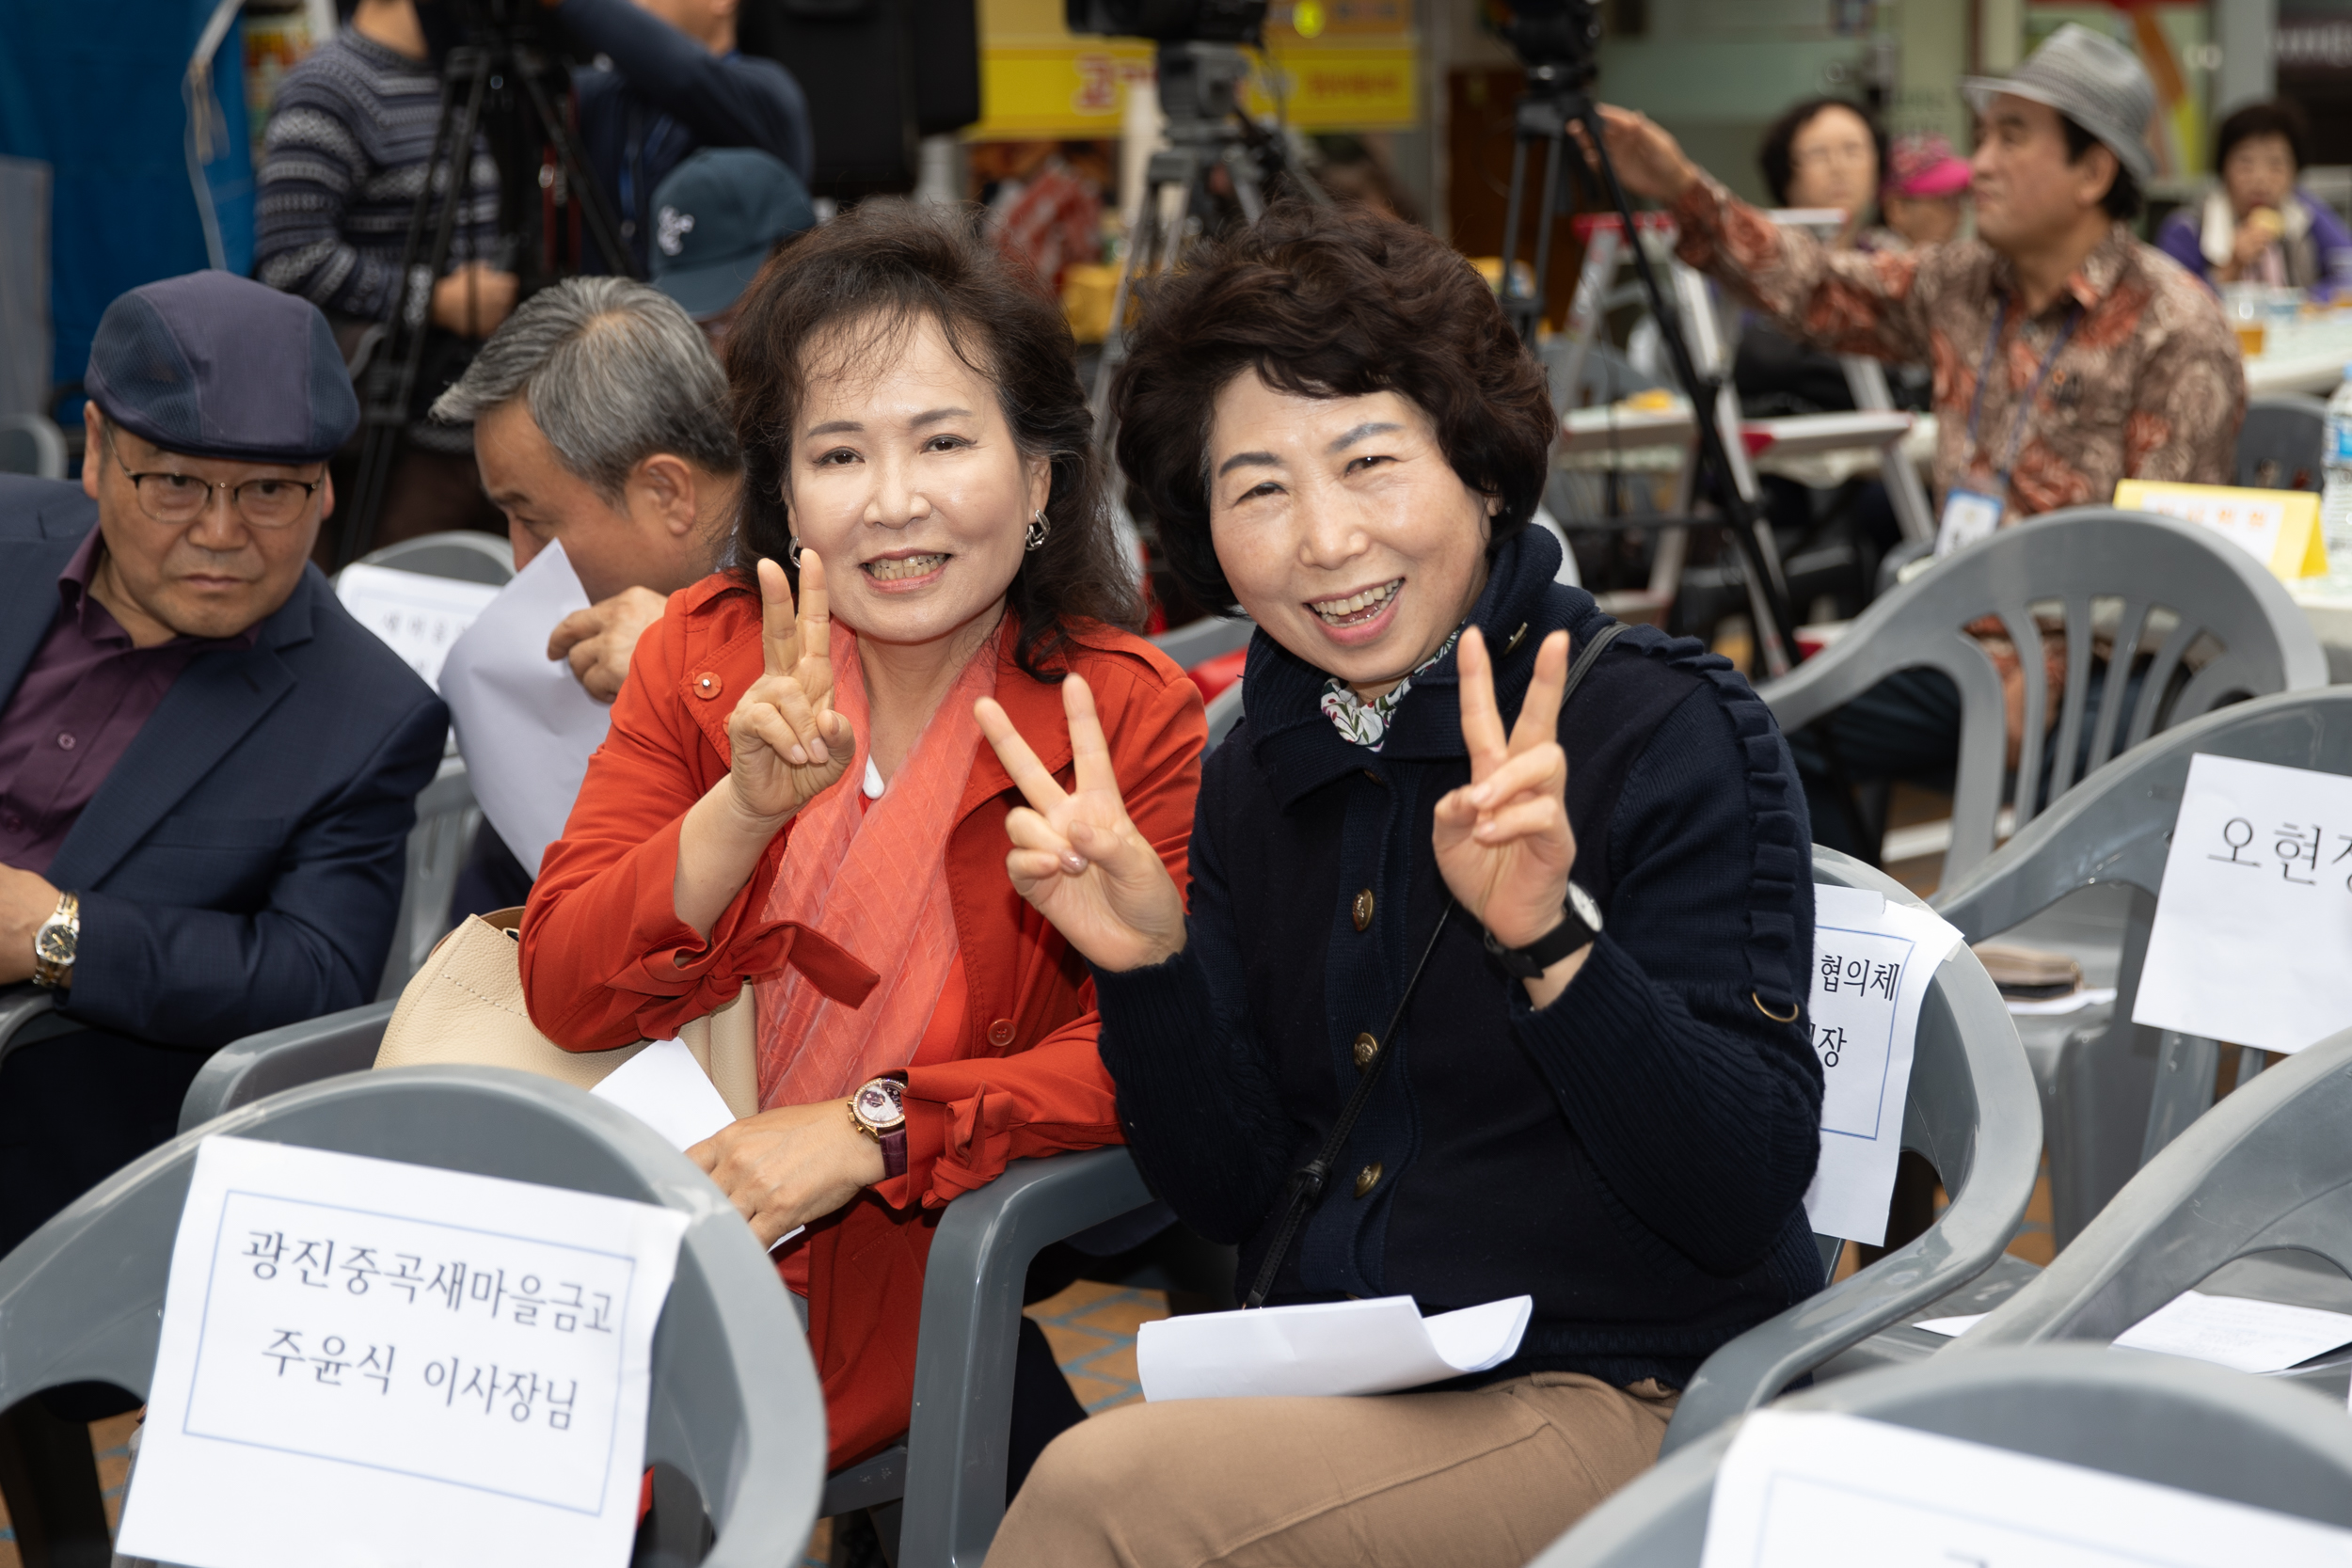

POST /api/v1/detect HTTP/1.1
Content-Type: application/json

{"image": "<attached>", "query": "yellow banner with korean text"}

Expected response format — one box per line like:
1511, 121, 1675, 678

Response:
972, 0, 1416, 139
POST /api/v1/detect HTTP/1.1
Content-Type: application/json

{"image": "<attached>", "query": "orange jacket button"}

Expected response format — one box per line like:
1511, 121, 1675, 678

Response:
691, 672, 723, 700
987, 1019, 1015, 1047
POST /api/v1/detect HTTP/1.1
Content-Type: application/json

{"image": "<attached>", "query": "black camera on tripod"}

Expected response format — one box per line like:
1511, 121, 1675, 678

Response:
1489, 0, 1600, 84
1065, 0, 1265, 46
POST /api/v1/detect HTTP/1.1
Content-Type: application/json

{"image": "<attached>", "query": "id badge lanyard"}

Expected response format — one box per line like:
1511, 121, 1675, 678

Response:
1951, 297, 2081, 520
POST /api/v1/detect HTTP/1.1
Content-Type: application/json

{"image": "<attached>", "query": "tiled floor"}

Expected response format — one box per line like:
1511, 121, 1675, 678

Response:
0, 1410, 138, 1568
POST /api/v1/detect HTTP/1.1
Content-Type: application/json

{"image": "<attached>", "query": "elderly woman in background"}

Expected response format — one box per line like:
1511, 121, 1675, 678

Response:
519, 204, 1204, 1488
2159, 99, 2352, 293
975, 202, 1822, 1566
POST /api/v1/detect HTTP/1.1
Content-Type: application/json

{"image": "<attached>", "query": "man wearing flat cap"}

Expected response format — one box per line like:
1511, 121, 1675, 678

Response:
0, 272, 447, 1264
1584, 25, 2242, 863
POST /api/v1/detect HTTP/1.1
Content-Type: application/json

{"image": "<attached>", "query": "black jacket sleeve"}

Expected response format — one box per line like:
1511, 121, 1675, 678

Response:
554, 0, 815, 182
1509, 682, 1823, 1275
1089, 752, 1291, 1243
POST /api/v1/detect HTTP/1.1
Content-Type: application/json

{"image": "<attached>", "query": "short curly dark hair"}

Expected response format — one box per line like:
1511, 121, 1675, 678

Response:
1110, 201, 1554, 615
725, 200, 1141, 679
2217, 99, 2310, 173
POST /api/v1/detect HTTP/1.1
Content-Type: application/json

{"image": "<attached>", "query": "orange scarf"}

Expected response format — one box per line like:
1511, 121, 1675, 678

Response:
754, 619, 1001, 1108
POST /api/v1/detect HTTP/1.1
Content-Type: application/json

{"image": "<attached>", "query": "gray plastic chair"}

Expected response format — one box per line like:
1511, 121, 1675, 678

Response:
354, 529, 516, 587
379, 759, 483, 1000
1536, 1342, 2352, 1566
1148, 613, 1252, 672
1652, 847, 2041, 1453
1947, 1024, 2352, 1403
1761, 507, 2328, 884
2236, 393, 2328, 493
8, 1066, 824, 1567
180, 1011, 1165, 1568
1934, 687, 2352, 1248
0, 410, 66, 478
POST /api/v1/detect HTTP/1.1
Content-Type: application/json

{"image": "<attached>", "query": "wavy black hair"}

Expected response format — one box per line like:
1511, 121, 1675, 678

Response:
724, 200, 1141, 678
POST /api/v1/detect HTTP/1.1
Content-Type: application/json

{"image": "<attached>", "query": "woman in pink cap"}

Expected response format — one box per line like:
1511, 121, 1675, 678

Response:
1881, 132, 1972, 248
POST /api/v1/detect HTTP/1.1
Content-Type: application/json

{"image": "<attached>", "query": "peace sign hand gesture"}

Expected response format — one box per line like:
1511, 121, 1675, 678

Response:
725, 555, 855, 827
976, 675, 1187, 974
1432, 626, 1581, 961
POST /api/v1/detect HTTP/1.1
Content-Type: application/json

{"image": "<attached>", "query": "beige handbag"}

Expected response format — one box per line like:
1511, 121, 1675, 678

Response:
374, 908, 761, 1119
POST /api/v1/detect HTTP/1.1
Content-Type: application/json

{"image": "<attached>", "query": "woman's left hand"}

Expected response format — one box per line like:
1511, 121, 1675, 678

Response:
1432, 625, 1580, 954
689, 1101, 888, 1245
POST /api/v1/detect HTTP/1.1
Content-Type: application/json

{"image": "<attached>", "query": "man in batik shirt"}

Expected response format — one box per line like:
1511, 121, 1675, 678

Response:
1586, 24, 2241, 858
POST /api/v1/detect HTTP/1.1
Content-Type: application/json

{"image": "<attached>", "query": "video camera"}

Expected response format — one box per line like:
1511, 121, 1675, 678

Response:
1065, 0, 1265, 47
1488, 0, 1600, 83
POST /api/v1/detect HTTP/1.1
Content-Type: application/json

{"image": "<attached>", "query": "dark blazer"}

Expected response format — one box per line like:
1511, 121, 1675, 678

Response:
0, 477, 448, 1048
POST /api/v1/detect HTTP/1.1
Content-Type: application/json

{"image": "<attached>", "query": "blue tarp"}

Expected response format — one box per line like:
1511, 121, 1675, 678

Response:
0, 0, 253, 397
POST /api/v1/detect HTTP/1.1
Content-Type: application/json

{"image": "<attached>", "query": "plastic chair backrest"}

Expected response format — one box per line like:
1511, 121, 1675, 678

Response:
8, 1066, 823, 1567
2236, 393, 2328, 492
1933, 687, 2352, 1239
355, 530, 516, 587
0, 411, 66, 478
1148, 614, 1252, 673
380, 760, 481, 1000
1539, 1343, 2352, 1566
1658, 847, 2041, 1454
1951, 1025, 2352, 1355
178, 1001, 391, 1132
1759, 507, 2328, 882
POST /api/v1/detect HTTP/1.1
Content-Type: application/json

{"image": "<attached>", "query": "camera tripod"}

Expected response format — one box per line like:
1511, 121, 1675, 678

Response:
337, 26, 633, 568
1497, 62, 1802, 676
1088, 40, 1326, 435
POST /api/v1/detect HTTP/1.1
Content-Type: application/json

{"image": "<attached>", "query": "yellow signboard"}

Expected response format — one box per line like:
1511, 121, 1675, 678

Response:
2113, 480, 2330, 581
972, 0, 1415, 139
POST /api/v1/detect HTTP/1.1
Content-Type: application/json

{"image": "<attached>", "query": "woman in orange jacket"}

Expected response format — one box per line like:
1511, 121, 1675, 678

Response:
518, 204, 1205, 1481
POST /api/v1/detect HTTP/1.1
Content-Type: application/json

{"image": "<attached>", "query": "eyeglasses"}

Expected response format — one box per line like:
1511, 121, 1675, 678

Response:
108, 442, 325, 530
1790, 142, 1876, 171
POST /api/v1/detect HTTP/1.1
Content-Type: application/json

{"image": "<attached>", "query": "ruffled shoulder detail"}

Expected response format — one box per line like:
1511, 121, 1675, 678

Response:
1570, 611, 1809, 1016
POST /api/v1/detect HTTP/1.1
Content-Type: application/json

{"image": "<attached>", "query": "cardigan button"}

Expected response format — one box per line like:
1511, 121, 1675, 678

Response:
691, 672, 723, 701
1353, 1162, 1383, 1198
1351, 889, 1375, 931
1352, 1033, 1379, 1071
987, 1019, 1015, 1047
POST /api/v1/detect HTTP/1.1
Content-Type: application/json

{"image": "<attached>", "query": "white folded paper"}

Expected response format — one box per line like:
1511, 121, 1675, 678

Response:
1915, 1290, 2352, 1376
590, 1037, 738, 1152
336, 563, 501, 691
439, 540, 613, 879
117, 1136, 687, 1568
1137, 1294, 1532, 1402
2006, 986, 2118, 1017
2134, 752, 2352, 1053
1802, 885, 1965, 1245
1701, 1409, 2352, 1567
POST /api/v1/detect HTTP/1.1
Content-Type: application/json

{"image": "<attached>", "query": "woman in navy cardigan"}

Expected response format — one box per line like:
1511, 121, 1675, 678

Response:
974, 202, 1823, 1565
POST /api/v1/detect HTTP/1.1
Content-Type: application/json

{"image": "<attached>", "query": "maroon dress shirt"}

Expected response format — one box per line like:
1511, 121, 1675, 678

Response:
0, 531, 252, 877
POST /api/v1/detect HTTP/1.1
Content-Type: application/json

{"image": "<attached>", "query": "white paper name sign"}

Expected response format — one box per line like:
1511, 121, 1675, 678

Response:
2132, 752, 2352, 1053
1801, 885, 1963, 1245
1700, 1410, 2352, 1567
117, 1136, 689, 1568
336, 563, 502, 692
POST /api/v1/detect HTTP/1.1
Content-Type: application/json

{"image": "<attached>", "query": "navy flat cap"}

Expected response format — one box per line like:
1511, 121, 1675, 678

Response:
85, 271, 359, 465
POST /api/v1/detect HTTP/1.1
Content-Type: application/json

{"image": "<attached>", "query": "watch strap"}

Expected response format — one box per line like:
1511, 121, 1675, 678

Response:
878, 1127, 908, 1180
1483, 898, 1597, 978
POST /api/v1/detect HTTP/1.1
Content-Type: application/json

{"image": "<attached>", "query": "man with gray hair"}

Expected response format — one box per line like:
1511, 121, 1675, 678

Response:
434, 275, 741, 701
431, 276, 741, 911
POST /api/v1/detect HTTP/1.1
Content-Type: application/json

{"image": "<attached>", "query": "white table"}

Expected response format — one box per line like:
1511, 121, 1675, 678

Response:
2244, 316, 2352, 397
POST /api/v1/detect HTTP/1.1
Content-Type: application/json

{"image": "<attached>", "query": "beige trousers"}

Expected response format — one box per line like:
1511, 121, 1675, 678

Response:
984, 1372, 1678, 1568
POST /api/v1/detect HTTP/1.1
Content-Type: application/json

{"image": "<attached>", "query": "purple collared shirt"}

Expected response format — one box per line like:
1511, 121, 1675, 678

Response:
0, 531, 253, 877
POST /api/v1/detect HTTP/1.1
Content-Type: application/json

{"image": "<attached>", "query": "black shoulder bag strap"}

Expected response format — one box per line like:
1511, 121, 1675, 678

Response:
1243, 618, 1629, 1308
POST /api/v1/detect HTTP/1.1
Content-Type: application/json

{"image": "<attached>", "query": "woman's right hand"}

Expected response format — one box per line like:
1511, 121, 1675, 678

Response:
726, 555, 855, 827
1570, 104, 1701, 206
976, 674, 1187, 973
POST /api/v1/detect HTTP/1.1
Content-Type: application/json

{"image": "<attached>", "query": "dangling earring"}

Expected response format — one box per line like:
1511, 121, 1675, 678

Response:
787, 535, 803, 568
1025, 510, 1050, 551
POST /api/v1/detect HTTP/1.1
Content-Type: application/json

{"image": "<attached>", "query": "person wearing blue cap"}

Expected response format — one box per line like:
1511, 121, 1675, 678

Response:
0, 272, 448, 1276
649, 146, 818, 341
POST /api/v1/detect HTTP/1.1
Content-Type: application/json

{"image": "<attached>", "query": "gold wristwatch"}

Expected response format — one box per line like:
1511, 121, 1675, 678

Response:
32, 891, 79, 990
